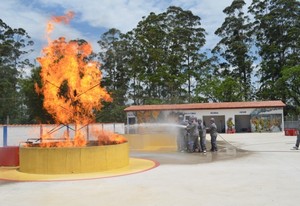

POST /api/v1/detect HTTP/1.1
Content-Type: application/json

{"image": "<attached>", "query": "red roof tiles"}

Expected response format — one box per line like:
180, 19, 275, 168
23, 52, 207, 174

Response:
124, 100, 285, 112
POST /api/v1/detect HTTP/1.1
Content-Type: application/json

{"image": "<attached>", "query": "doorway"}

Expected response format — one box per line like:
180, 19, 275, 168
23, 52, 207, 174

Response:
235, 115, 251, 133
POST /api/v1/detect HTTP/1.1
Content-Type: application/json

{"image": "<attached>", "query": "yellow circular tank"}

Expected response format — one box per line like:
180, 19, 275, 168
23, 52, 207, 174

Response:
19, 142, 129, 174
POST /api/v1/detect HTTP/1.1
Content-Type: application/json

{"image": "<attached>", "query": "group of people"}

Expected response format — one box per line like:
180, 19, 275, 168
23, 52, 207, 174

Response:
177, 116, 218, 153
177, 116, 300, 152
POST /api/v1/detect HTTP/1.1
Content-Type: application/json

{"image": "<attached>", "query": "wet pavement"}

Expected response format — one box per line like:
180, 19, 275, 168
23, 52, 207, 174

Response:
1, 132, 300, 206
130, 141, 250, 165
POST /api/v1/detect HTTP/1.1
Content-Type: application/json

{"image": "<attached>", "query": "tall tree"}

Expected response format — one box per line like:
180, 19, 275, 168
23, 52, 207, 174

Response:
97, 29, 130, 122
127, 6, 207, 104
129, 11, 170, 104
212, 0, 254, 101
248, 0, 300, 102
162, 6, 207, 103
0, 19, 34, 124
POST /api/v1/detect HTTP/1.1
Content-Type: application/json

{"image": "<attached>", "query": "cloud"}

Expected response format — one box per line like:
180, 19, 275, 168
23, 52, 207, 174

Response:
0, 0, 87, 60
1, 0, 253, 61
37, 0, 170, 32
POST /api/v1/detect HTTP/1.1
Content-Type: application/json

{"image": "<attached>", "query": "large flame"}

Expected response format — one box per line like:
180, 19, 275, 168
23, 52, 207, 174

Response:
34, 11, 126, 147
37, 36, 112, 125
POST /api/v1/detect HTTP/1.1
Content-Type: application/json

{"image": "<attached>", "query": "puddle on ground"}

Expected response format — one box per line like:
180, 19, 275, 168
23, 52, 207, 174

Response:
130, 141, 251, 165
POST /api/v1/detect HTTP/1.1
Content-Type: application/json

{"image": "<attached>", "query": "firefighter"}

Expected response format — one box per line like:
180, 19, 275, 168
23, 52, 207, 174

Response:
176, 115, 187, 152
292, 122, 300, 150
209, 118, 218, 152
186, 117, 199, 152
198, 119, 207, 153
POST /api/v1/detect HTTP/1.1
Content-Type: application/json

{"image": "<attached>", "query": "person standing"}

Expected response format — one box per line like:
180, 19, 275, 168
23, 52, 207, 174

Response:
198, 119, 207, 153
186, 117, 199, 152
176, 115, 187, 152
227, 117, 235, 132
292, 122, 300, 150
209, 118, 218, 152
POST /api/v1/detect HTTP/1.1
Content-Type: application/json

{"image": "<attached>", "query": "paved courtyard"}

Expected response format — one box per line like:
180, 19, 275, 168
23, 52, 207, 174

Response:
0, 132, 299, 206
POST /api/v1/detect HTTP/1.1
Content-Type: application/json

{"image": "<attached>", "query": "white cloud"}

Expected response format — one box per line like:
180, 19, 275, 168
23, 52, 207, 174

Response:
1, 0, 253, 60
0, 0, 86, 60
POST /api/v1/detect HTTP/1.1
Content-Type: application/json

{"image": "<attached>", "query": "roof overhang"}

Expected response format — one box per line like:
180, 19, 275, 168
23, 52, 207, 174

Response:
124, 101, 285, 112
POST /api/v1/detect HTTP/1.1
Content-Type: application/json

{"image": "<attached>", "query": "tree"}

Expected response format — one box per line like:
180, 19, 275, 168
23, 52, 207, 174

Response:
166, 6, 208, 103
248, 0, 300, 102
20, 67, 54, 123
96, 28, 130, 122
0, 19, 34, 124
126, 6, 207, 104
212, 0, 254, 101
128, 11, 171, 104
277, 65, 300, 115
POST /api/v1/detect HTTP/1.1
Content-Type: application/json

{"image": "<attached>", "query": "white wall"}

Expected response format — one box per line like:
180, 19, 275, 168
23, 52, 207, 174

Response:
177, 108, 284, 131
126, 107, 284, 133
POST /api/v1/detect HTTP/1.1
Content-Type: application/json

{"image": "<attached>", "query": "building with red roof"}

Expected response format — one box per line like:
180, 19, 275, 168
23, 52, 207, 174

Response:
124, 100, 285, 133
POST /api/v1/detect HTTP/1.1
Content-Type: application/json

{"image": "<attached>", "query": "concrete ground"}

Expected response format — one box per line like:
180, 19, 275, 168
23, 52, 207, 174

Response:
0, 132, 300, 206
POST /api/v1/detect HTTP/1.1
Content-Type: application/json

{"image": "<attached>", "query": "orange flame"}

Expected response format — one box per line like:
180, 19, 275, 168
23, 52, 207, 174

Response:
35, 11, 113, 147
91, 129, 127, 146
46, 11, 75, 40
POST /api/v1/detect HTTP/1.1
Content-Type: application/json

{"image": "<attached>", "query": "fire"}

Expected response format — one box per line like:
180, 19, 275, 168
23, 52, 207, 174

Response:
91, 129, 127, 146
33, 11, 126, 147
37, 36, 112, 125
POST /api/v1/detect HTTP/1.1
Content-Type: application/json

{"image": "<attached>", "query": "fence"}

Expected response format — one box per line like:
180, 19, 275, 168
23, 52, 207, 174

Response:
284, 121, 299, 129
0, 123, 125, 147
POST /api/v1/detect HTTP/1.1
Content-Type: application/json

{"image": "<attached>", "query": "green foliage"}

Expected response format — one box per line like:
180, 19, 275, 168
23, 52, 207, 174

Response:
0, 19, 34, 124
95, 101, 126, 123
249, 0, 300, 102
277, 65, 300, 115
124, 6, 208, 104
96, 29, 130, 122
20, 67, 54, 123
215, 77, 245, 102
212, 0, 254, 101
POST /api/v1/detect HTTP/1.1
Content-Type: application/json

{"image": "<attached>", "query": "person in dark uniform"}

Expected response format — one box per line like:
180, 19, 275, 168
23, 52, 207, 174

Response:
292, 122, 300, 150
177, 115, 187, 152
186, 117, 198, 152
198, 119, 206, 153
209, 118, 218, 152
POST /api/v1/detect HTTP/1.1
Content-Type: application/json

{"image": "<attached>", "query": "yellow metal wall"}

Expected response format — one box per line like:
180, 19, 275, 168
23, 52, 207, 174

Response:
124, 133, 177, 150
19, 142, 129, 174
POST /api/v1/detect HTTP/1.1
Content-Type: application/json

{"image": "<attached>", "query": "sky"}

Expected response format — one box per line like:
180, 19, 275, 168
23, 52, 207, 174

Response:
1, 0, 252, 67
